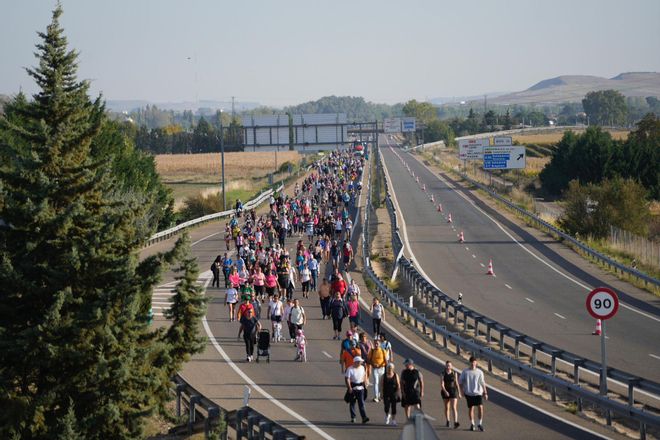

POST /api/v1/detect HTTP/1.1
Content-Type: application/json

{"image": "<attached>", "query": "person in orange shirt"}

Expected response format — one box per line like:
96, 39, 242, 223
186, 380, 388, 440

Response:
341, 339, 362, 373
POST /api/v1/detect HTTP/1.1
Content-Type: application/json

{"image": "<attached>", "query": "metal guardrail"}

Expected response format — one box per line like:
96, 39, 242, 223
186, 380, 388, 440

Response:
457, 172, 660, 289
364, 145, 659, 439
146, 185, 284, 246
172, 375, 304, 440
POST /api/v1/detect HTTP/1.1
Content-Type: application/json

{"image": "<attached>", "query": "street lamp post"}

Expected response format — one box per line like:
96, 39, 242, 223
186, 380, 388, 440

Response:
220, 110, 226, 211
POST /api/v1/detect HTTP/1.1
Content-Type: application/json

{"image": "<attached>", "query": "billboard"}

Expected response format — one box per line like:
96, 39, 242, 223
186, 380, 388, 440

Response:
458, 138, 489, 160
383, 118, 401, 133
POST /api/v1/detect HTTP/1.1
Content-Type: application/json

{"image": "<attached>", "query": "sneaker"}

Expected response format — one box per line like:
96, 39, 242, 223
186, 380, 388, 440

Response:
445, 421, 450, 428
385, 415, 391, 425
478, 425, 484, 432
362, 417, 369, 424
372, 397, 380, 402
246, 356, 251, 362
470, 424, 475, 431
351, 418, 356, 423
390, 420, 397, 427
454, 422, 460, 429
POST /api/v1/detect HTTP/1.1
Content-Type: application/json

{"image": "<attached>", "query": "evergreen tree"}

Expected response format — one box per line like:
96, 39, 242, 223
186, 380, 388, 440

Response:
0, 6, 206, 439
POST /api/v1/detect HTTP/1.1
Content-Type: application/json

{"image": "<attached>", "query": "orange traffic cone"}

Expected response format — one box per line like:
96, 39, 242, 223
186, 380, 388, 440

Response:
458, 231, 464, 243
592, 319, 602, 336
486, 259, 494, 275
447, 213, 452, 223
437, 203, 443, 212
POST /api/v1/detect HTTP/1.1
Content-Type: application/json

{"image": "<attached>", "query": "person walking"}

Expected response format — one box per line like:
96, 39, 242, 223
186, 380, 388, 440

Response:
400, 358, 424, 419
288, 298, 307, 343
330, 292, 347, 339
371, 297, 385, 337
441, 360, 462, 428
459, 356, 488, 432
367, 338, 388, 403
311, 273, 325, 311
237, 308, 261, 362
211, 256, 222, 288
267, 294, 284, 342
345, 356, 370, 424
381, 363, 401, 426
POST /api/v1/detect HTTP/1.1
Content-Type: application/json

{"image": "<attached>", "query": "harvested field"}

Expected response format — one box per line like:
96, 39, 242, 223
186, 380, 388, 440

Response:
155, 151, 301, 183
513, 129, 629, 146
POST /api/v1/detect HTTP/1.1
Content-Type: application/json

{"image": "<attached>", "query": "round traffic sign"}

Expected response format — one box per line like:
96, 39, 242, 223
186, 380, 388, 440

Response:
586, 287, 619, 320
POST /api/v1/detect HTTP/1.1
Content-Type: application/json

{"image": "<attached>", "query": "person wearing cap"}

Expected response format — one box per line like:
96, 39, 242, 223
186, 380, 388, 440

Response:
400, 358, 424, 419
459, 356, 488, 432
340, 339, 361, 373
344, 355, 370, 424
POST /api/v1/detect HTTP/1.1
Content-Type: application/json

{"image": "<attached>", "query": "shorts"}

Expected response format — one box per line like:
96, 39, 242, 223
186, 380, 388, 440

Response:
265, 286, 275, 296
254, 285, 264, 295
349, 316, 359, 326
343, 255, 350, 264
442, 388, 458, 400
271, 315, 282, 323
278, 276, 289, 288
465, 394, 483, 408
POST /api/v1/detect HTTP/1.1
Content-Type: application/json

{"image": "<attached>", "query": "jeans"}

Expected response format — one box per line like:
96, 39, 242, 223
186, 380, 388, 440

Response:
320, 297, 330, 317
310, 269, 318, 290
243, 334, 256, 357
371, 367, 385, 399
349, 388, 367, 420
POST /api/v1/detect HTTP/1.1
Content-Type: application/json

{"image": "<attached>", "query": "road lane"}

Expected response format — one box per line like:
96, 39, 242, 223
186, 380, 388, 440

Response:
380, 143, 660, 382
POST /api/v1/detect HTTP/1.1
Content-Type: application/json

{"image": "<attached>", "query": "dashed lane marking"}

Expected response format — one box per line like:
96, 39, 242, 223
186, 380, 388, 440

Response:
505, 284, 512, 289
554, 313, 567, 320
526, 298, 535, 303
322, 351, 333, 359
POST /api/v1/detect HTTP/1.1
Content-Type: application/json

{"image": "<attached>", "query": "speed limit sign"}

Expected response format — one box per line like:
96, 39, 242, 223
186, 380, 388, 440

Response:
586, 287, 619, 320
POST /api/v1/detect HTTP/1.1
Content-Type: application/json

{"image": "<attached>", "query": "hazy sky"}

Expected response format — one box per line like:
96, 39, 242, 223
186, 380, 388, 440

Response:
1, 0, 659, 106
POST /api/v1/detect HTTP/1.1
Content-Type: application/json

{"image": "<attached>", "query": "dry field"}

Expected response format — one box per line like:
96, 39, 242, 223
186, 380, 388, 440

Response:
513, 129, 629, 145
155, 151, 301, 183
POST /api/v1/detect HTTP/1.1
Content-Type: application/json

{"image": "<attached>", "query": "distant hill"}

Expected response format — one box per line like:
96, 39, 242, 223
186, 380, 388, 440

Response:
483, 72, 660, 105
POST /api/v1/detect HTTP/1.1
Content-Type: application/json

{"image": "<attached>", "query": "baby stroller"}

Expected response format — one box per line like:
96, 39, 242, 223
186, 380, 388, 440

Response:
256, 329, 271, 363
294, 329, 307, 362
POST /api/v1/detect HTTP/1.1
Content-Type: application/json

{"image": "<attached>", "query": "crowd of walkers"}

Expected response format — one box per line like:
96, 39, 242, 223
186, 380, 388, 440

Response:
210, 148, 489, 431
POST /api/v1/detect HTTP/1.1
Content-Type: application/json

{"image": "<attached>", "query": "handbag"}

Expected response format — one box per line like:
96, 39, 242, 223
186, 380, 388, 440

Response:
343, 390, 353, 403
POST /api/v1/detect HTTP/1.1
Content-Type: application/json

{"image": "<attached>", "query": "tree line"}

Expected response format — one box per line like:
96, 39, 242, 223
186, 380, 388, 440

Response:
539, 114, 659, 238
0, 6, 206, 438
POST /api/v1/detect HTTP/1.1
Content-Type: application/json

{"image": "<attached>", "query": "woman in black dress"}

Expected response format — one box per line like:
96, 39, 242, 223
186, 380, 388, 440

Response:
441, 360, 462, 428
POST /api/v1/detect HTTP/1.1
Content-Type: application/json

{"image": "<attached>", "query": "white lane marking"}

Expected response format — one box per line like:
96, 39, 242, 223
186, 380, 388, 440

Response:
649, 354, 660, 361
472, 254, 476, 259
383, 151, 660, 403
505, 284, 512, 290
352, 276, 611, 440
322, 351, 333, 359
406, 151, 660, 324
554, 313, 567, 320
192, 232, 221, 246
201, 277, 335, 440
526, 298, 535, 303
465, 247, 469, 250
480, 263, 485, 268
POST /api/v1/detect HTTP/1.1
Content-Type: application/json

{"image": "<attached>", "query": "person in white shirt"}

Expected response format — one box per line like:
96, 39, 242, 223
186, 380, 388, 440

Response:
345, 356, 370, 424
267, 294, 284, 342
459, 356, 488, 432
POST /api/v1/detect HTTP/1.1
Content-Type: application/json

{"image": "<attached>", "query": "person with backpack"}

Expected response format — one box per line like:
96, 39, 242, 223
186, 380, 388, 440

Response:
344, 356, 370, 424
367, 338, 388, 403
340, 339, 362, 373
400, 358, 424, 419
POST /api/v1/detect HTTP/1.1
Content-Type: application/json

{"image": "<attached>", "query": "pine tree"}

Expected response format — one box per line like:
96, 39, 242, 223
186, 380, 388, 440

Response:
165, 233, 208, 367
0, 6, 205, 439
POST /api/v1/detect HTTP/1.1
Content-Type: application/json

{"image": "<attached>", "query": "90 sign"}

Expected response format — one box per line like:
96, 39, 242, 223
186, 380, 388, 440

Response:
586, 287, 619, 320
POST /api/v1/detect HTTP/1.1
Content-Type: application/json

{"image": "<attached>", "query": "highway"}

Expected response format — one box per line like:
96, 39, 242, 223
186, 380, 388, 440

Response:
379, 139, 660, 383
141, 160, 622, 439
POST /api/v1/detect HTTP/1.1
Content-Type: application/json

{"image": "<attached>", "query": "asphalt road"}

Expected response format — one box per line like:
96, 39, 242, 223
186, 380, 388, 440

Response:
140, 160, 620, 439
379, 140, 660, 383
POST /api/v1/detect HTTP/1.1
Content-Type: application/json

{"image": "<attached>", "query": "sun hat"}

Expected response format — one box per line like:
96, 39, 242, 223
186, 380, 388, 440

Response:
353, 356, 364, 363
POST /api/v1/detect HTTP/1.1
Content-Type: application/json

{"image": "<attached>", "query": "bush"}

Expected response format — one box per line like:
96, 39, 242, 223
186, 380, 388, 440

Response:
179, 192, 222, 222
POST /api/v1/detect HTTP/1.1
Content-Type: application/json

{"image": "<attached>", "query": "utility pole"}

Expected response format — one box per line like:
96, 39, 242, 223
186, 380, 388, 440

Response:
220, 110, 226, 211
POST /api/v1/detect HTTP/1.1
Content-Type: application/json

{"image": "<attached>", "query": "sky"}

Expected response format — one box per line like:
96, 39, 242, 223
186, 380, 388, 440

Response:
1, 0, 659, 107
